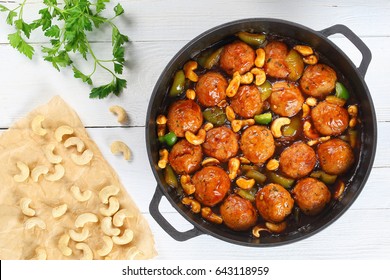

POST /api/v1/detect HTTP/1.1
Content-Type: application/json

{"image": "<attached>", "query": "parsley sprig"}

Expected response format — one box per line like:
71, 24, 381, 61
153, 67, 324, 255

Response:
0, 0, 129, 99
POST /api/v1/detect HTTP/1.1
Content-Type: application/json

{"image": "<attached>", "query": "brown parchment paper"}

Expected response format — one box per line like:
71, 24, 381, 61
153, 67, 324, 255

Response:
0, 96, 157, 260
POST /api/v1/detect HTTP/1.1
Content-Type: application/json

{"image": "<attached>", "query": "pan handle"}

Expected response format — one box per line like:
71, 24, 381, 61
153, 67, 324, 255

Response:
320, 24, 371, 78
149, 186, 203, 241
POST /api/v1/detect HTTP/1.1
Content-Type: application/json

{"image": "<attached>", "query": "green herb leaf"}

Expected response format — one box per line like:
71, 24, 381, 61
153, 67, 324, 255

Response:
96, 0, 110, 14
114, 62, 123, 74
0, 4, 9, 12
90, 82, 114, 99
6, 10, 17, 25
73, 66, 93, 85
8, 32, 34, 59
44, 25, 60, 38
114, 4, 124, 16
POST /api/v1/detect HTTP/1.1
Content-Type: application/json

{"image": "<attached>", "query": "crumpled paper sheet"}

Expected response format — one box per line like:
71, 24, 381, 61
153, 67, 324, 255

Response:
0, 96, 157, 260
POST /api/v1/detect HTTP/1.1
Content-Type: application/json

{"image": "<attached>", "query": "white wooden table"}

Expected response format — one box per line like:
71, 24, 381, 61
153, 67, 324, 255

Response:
0, 0, 389, 260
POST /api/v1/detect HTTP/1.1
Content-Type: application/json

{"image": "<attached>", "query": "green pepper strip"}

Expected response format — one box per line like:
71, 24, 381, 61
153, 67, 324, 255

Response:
159, 131, 177, 147
169, 70, 186, 97
254, 112, 272, 125
203, 47, 223, 69
335, 82, 350, 100
259, 81, 272, 101
235, 189, 256, 202
245, 169, 267, 184
310, 171, 337, 185
236, 31, 266, 48
164, 165, 179, 189
267, 172, 295, 188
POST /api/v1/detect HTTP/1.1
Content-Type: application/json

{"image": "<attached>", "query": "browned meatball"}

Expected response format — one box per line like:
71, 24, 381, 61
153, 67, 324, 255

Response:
167, 99, 203, 137
256, 183, 294, 223
240, 125, 275, 164
311, 101, 349, 136
202, 126, 239, 162
168, 139, 203, 174
220, 194, 258, 231
193, 166, 230, 207
195, 71, 228, 107
279, 142, 316, 179
300, 64, 337, 98
292, 177, 331, 216
264, 41, 290, 79
269, 81, 304, 117
230, 85, 263, 118
219, 41, 255, 75
317, 139, 355, 175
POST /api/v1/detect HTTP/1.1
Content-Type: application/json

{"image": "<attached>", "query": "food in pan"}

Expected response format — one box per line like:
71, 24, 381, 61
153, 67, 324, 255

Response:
156, 31, 359, 237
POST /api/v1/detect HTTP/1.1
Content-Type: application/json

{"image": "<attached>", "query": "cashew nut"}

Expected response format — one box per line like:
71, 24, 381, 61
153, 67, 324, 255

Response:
44, 164, 65, 182
54, 125, 74, 142
228, 158, 240, 180
307, 136, 330, 147
251, 68, 266, 86
110, 141, 131, 161
112, 229, 134, 245
13, 161, 30, 183
306, 97, 318, 107
201, 157, 220, 166
75, 242, 93, 260
255, 48, 266, 68
156, 115, 167, 137
181, 197, 201, 213
240, 72, 254, 84
69, 227, 90, 242
113, 209, 133, 227
202, 122, 214, 132
158, 148, 169, 169
201, 207, 223, 224
125, 246, 144, 260
31, 115, 47, 136
71, 185, 92, 202
99, 185, 120, 204
302, 103, 310, 118
101, 217, 121, 236
20, 197, 35, 217
252, 225, 270, 238
348, 105, 358, 117
64, 137, 85, 153
225, 106, 236, 122
97, 236, 114, 257
334, 180, 346, 201
184, 89, 196, 100
100, 196, 120, 217
52, 204, 68, 218
265, 221, 287, 233
31, 247, 47, 260
239, 156, 251, 164
325, 95, 346, 107
303, 120, 320, 139
58, 233, 72, 256
231, 119, 255, 133
31, 165, 49, 182
185, 128, 206, 145
74, 213, 98, 228
44, 143, 62, 164
266, 159, 279, 171
217, 100, 228, 108
236, 177, 256, 190
71, 149, 94, 166
180, 175, 195, 195
349, 117, 358, 128
271, 117, 291, 138
109, 105, 128, 124
226, 71, 241, 97
293, 45, 314, 56
303, 54, 318, 65
24, 217, 46, 230
183, 60, 198, 82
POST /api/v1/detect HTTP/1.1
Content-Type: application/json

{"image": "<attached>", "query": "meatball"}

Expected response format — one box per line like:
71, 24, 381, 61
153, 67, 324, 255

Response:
220, 195, 258, 231
195, 71, 228, 107
202, 126, 239, 162
317, 138, 355, 175
264, 41, 290, 79
193, 166, 230, 207
292, 177, 331, 216
279, 142, 316, 179
311, 101, 349, 136
269, 81, 304, 117
167, 99, 203, 137
240, 125, 275, 164
219, 41, 255, 75
256, 183, 294, 223
300, 64, 337, 98
230, 85, 263, 118
168, 139, 203, 174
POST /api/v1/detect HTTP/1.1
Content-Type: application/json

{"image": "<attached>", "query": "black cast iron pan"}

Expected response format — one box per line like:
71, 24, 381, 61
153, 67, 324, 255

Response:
145, 18, 377, 246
